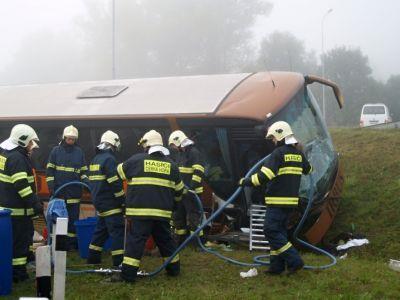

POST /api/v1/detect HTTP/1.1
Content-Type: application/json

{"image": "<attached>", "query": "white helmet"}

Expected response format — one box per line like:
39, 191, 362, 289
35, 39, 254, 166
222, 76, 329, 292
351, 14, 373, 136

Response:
168, 130, 188, 147
139, 130, 163, 148
266, 121, 294, 141
63, 125, 78, 139
100, 130, 121, 150
10, 124, 39, 148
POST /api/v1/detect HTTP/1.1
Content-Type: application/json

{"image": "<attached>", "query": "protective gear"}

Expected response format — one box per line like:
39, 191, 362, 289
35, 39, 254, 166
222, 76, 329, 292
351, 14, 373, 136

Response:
242, 136, 312, 275
100, 130, 121, 151
87, 214, 125, 266
87, 147, 125, 266
238, 177, 251, 187
9, 124, 39, 148
63, 125, 79, 139
122, 219, 180, 282
245, 144, 312, 207
0, 143, 39, 282
173, 144, 206, 246
264, 207, 304, 273
46, 140, 88, 249
117, 142, 184, 282
138, 130, 163, 148
168, 130, 188, 147
266, 121, 293, 141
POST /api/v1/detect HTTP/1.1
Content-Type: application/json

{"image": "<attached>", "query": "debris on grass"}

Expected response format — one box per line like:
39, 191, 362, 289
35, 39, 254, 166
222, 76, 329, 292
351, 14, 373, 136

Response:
240, 268, 258, 278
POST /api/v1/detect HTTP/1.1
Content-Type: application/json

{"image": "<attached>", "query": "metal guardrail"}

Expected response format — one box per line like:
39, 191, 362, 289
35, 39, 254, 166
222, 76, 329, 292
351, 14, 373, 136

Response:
362, 121, 400, 129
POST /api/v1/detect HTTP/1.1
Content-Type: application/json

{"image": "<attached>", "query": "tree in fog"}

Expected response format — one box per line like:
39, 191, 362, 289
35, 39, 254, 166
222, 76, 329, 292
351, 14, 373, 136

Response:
253, 31, 317, 74
322, 46, 375, 126
384, 75, 400, 122
81, 0, 272, 78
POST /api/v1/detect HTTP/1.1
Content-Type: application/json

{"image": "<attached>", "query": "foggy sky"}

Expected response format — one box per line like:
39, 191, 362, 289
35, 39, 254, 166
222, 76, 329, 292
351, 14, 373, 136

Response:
0, 0, 399, 84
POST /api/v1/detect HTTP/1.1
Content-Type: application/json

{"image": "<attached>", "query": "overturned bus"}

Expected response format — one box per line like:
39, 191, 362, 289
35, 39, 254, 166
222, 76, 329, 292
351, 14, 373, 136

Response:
0, 72, 344, 244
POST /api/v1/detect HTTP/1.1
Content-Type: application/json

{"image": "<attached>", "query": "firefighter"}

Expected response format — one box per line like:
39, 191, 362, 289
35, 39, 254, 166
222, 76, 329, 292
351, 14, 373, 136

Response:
168, 130, 206, 246
87, 130, 125, 267
239, 121, 312, 275
28, 141, 40, 263
46, 125, 89, 250
0, 124, 43, 282
116, 130, 184, 282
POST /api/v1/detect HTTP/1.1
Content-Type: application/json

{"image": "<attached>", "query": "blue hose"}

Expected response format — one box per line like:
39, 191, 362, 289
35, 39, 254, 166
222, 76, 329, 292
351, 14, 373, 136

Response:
53, 181, 91, 199
187, 157, 336, 270
64, 154, 336, 275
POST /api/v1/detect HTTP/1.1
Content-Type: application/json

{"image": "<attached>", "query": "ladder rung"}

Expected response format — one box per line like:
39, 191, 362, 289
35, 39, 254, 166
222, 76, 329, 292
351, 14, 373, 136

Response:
251, 240, 269, 244
252, 229, 264, 232
252, 223, 264, 227
251, 209, 266, 212
251, 234, 266, 238
251, 205, 266, 208
250, 246, 270, 250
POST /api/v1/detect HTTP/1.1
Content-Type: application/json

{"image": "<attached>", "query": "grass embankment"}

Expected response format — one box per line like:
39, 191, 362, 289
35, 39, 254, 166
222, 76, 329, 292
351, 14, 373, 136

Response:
6, 128, 400, 299
329, 128, 400, 258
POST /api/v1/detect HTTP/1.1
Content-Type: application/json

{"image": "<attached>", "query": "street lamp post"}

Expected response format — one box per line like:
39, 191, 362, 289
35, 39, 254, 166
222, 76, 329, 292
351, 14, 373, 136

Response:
112, 0, 116, 79
321, 8, 333, 121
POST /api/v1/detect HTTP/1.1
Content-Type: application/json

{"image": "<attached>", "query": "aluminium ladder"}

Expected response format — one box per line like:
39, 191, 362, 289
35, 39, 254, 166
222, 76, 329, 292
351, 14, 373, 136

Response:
249, 204, 269, 251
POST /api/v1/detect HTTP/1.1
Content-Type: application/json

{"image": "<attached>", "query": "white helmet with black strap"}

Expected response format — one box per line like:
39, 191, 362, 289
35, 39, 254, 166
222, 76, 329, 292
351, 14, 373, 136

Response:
266, 121, 298, 145
139, 130, 169, 155
98, 130, 121, 151
63, 125, 79, 139
0, 124, 39, 150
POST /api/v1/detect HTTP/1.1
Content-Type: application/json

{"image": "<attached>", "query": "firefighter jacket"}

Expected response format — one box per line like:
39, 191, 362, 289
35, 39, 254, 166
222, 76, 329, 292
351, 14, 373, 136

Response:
88, 149, 125, 217
244, 144, 312, 207
117, 151, 184, 220
0, 147, 40, 217
46, 141, 89, 202
178, 145, 205, 194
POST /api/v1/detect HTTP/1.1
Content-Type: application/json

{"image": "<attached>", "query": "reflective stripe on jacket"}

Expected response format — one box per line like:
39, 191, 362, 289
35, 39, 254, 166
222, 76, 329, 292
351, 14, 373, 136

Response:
0, 147, 38, 216
178, 145, 205, 194
89, 149, 125, 216
46, 142, 88, 199
249, 144, 312, 207
117, 152, 184, 220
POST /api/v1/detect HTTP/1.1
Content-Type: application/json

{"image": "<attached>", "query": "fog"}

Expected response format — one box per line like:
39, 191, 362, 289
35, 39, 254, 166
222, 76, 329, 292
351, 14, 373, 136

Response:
0, 0, 399, 126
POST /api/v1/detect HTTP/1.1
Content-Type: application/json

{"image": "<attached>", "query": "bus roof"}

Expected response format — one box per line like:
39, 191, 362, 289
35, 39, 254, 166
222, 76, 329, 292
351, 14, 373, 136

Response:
0, 71, 304, 122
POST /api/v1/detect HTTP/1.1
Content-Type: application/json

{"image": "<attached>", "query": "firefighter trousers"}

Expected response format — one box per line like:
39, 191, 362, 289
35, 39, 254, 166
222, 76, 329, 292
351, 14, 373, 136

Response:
121, 218, 180, 282
87, 213, 125, 266
11, 216, 32, 282
173, 192, 205, 245
66, 202, 80, 250
263, 207, 303, 273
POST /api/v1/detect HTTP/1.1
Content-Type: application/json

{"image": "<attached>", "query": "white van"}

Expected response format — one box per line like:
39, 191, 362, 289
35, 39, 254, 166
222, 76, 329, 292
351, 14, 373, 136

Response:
360, 103, 391, 127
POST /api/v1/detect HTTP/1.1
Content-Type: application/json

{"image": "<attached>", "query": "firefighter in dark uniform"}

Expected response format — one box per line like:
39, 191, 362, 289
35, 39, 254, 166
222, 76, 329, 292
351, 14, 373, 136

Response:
0, 124, 43, 282
28, 142, 40, 263
46, 125, 89, 249
239, 121, 312, 275
117, 130, 184, 282
168, 130, 206, 246
87, 130, 125, 267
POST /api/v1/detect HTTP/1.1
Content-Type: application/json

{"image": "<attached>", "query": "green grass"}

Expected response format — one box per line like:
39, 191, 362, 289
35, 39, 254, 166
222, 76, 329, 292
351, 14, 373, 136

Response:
6, 249, 400, 300
329, 128, 400, 258
6, 128, 400, 299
